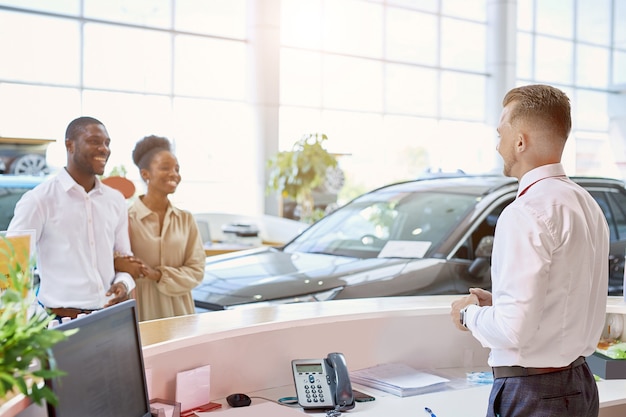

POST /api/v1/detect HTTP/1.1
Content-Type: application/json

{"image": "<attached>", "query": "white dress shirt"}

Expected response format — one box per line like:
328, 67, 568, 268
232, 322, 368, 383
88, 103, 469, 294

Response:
8, 168, 135, 309
464, 163, 609, 367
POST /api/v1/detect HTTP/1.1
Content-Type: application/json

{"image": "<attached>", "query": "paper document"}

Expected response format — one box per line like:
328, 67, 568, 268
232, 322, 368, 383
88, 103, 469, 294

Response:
378, 240, 431, 258
176, 365, 211, 412
350, 363, 450, 397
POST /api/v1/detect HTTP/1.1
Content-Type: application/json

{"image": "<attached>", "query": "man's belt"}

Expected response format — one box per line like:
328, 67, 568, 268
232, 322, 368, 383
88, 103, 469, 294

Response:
48, 307, 99, 319
492, 356, 586, 379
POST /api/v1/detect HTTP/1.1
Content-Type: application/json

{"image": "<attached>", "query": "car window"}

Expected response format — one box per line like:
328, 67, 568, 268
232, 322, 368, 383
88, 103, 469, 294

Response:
453, 199, 511, 260
286, 191, 477, 258
605, 191, 626, 240
589, 191, 614, 240
588, 190, 626, 242
609, 193, 626, 240
454, 187, 626, 261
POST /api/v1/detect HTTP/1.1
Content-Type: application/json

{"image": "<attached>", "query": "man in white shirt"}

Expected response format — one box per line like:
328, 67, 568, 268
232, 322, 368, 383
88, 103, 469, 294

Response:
451, 85, 609, 417
8, 116, 135, 318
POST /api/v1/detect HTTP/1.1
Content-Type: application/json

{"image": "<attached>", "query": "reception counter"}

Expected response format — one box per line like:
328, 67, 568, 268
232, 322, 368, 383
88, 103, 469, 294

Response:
138, 295, 626, 417
4, 295, 626, 417
140, 296, 490, 400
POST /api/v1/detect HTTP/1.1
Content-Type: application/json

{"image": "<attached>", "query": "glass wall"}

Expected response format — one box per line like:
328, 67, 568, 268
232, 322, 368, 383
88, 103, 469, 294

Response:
0, 0, 255, 213
280, 0, 491, 199
517, 0, 625, 178
0, 0, 624, 214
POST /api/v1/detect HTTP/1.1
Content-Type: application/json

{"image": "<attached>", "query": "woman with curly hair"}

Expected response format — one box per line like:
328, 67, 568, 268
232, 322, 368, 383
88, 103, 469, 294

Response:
116, 135, 205, 321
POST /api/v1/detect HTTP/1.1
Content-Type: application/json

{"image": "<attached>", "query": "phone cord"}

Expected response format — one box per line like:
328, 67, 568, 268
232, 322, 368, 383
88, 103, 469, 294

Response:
326, 405, 342, 417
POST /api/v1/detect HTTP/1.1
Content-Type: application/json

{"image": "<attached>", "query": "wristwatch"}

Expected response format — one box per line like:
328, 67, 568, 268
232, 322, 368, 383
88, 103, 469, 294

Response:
119, 280, 130, 294
459, 305, 470, 328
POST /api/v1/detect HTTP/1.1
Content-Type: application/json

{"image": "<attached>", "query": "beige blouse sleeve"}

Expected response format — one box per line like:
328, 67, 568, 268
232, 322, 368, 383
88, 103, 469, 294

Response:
155, 211, 205, 297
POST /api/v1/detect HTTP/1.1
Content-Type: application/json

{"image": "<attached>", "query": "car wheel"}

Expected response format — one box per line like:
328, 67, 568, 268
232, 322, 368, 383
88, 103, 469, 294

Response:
10, 154, 48, 175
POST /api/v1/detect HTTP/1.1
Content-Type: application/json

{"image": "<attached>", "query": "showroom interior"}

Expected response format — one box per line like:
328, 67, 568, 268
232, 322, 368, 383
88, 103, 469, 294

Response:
3, 2, 626, 417
0, 0, 625, 219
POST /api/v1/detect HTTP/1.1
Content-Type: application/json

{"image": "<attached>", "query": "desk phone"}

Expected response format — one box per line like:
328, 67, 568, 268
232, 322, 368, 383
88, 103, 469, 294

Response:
291, 352, 355, 411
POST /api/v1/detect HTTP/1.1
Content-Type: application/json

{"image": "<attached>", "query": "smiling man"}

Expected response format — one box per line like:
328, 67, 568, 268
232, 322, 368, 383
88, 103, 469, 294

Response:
8, 116, 135, 318
450, 85, 609, 417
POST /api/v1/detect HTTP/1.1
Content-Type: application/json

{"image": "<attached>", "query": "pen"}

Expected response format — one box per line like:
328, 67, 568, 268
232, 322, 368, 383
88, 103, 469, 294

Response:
425, 406, 437, 417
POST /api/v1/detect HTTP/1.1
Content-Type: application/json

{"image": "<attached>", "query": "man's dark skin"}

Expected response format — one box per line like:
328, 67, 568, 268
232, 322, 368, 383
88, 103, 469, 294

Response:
65, 122, 129, 306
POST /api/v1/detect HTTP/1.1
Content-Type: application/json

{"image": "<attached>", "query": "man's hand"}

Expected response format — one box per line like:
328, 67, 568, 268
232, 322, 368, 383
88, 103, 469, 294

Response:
469, 287, 492, 306
114, 255, 145, 279
105, 281, 129, 307
450, 293, 479, 331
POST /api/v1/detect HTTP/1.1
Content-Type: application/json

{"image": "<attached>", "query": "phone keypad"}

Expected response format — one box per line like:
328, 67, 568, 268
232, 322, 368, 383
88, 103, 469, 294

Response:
293, 372, 333, 408
303, 384, 326, 403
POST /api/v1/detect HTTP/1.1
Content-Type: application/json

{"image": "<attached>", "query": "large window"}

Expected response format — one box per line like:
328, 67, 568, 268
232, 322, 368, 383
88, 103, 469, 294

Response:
517, 0, 624, 178
279, 0, 491, 197
0, 0, 624, 215
0, 0, 252, 214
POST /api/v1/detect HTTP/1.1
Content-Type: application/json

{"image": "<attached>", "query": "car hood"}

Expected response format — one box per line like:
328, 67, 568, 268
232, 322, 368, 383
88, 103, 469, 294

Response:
192, 247, 419, 309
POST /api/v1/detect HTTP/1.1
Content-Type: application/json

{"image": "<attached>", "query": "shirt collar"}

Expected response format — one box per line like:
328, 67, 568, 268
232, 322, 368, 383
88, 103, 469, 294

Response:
517, 163, 567, 198
134, 195, 180, 219
58, 168, 104, 194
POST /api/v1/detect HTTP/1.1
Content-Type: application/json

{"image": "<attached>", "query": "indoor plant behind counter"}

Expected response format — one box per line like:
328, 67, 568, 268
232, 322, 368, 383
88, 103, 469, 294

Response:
266, 133, 339, 223
0, 236, 75, 407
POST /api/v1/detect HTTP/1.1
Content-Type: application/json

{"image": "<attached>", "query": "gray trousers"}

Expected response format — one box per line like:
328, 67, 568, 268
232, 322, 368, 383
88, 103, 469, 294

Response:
486, 362, 599, 417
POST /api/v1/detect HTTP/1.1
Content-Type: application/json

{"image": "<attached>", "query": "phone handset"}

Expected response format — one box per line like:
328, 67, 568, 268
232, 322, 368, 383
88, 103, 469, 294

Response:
325, 353, 355, 411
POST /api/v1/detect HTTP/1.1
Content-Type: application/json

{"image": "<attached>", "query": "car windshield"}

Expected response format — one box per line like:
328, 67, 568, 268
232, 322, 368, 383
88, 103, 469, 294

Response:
285, 189, 477, 259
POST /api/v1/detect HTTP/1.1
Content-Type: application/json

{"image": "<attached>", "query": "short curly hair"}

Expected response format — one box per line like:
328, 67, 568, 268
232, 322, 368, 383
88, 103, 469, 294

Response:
132, 135, 172, 170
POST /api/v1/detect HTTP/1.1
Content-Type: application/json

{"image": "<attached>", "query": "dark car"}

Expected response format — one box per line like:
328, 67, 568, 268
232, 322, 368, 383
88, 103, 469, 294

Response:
192, 175, 626, 311
0, 174, 47, 230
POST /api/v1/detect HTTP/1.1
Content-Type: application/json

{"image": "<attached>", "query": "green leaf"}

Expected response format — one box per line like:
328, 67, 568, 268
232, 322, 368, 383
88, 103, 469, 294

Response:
14, 377, 28, 395
0, 236, 73, 406
39, 384, 60, 406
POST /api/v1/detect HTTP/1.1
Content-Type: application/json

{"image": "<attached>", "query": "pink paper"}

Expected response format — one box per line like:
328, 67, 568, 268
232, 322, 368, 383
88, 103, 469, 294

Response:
175, 364, 211, 412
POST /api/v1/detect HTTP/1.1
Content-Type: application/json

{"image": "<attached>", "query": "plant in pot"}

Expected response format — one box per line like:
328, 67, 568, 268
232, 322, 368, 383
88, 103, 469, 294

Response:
0, 236, 74, 407
267, 133, 339, 223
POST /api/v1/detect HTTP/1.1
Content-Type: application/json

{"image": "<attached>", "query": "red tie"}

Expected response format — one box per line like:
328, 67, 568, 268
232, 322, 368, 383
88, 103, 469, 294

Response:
518, 175, 566, 198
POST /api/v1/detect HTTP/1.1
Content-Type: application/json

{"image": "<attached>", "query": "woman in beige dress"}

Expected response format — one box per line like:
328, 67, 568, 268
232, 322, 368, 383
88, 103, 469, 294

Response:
117, 135, 205, 321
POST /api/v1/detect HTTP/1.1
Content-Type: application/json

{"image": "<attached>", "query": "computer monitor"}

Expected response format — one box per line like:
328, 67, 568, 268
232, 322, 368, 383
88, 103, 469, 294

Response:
195, 219, 212, 246
46, 299, 152, 417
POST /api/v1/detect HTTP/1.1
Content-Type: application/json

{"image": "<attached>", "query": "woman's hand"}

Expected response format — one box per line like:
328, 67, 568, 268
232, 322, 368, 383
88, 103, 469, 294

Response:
138, 265, 162, 283
115, 255, 145, 279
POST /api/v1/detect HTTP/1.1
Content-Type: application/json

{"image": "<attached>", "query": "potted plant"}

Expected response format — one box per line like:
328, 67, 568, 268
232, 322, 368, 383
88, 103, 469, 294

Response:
0, 236, 74, 407
267, 133, 339, 223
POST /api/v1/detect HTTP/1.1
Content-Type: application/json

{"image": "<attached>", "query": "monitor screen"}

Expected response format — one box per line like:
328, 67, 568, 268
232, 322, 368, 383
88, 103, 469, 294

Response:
46, 299, 152, 417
